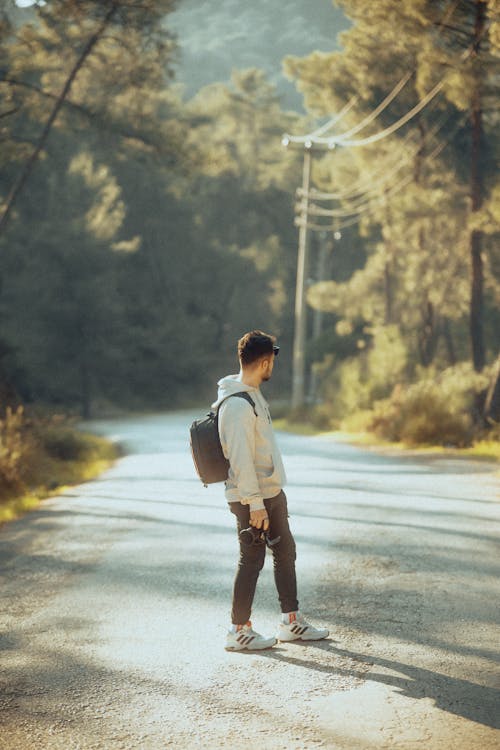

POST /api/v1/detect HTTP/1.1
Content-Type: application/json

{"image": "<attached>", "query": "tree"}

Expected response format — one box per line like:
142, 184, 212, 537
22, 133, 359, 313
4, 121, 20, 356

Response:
0, 144, 131, 417
183, 70, 304, 376
414, 0, 499, 372
0, 0, 179, 233
284, 0, 500, 378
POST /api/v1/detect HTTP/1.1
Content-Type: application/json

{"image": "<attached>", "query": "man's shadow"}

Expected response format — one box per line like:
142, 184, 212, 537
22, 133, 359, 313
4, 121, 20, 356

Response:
241, 639, 500, 729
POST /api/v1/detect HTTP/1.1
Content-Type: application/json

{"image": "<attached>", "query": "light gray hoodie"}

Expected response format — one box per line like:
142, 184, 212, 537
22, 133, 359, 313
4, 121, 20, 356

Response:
212, 374, 287, 511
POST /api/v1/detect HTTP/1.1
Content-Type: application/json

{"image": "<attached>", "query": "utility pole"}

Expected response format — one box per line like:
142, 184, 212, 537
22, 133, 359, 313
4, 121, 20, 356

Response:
311, 231, 331, 341
282, 127, 338, 410
308, 230, 338, 404
291, 147, 312, 410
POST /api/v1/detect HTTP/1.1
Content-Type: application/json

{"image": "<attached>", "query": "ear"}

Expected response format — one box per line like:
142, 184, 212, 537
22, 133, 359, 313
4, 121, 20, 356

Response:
261, 357, 271, 371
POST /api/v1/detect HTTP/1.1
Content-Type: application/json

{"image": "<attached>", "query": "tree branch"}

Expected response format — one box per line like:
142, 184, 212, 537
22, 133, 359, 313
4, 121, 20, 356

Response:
437, 23, 473, 39
0, 2, 119, 235
3, 76, 175, 155
0, 106, 20, 119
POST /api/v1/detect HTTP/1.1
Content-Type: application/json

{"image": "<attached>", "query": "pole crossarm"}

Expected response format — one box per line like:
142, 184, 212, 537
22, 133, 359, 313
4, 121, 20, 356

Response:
282, 96, 358, 150
294, 217, 342, 233
307, 202, 365, 218
281, 139, 336, 152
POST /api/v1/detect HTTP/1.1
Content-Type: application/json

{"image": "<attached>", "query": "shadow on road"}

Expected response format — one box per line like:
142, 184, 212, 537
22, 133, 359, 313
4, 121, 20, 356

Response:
253, 641, 500, 730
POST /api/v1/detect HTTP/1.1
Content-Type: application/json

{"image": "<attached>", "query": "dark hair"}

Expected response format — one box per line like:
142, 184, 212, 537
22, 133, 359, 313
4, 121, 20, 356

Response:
238, 330, 277, 366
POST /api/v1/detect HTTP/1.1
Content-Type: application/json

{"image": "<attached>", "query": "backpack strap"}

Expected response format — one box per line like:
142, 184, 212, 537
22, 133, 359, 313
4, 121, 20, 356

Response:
231, 391, 258, 416
217, 391, 258, 417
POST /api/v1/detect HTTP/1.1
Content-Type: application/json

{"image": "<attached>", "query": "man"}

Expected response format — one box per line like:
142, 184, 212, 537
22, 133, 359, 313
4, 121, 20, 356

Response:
212, 330, 329, 651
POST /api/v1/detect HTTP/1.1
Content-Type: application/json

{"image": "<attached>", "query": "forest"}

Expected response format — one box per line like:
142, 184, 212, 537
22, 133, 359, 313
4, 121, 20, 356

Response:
0, 0, 499, 451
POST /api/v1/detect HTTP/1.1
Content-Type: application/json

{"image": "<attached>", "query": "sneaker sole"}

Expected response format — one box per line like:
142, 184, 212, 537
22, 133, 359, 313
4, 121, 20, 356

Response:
278, 632, 329, 642
225, 638, 277, 652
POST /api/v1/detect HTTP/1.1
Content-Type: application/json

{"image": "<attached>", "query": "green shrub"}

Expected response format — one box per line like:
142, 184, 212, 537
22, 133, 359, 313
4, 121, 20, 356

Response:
287, 405, 312, 424
317, 325, 409, 421
39, 425, 94, 462
368, 363, 489, 446
310, 404, 335, 430
286, 403, 334, 431
0, 406, 29, 489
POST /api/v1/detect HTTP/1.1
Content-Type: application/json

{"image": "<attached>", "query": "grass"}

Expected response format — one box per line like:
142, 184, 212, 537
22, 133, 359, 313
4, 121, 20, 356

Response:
0, 494, 41, 525
273, 418, 324, 436
459, 440, 500, 461
0, 429, 119, 526
276, 418, 500, 463
334, 430, 500, 461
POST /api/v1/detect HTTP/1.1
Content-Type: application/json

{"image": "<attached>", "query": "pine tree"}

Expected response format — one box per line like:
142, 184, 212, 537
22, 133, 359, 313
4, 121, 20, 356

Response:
284, 0, 499, 376
0, 0, 179, 232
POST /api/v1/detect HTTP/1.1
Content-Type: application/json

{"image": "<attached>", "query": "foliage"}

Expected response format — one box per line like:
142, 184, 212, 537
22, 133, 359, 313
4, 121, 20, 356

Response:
366, 364, 490, 446
0, 406, 29, 490
0, 2, 302, 415
38, 424, 96, 462
312, 325, 408, 419
284, 0, 500, 439
0, 407, 118, 524
0, 405, 114, 499
0, 0, 498, 448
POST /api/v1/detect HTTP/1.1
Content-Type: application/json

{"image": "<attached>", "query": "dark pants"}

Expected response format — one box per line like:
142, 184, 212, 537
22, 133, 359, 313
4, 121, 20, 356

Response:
229, 490, 299, 625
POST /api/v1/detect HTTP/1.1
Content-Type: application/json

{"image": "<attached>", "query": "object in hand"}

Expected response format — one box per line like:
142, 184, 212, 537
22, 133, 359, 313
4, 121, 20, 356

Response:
239, 526, 281, 548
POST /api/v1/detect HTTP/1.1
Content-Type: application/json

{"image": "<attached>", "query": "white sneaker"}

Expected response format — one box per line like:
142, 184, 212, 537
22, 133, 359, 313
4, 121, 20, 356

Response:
278, 613, 329, 642
225, 621, 277, 651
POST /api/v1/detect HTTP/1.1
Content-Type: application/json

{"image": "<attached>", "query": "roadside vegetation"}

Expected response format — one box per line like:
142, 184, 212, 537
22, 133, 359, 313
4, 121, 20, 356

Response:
0, 1, 498, 471
279, 361, 500, 461
299, 361, 499, 450
0, 406, 119, 525
280, 1, 500, 454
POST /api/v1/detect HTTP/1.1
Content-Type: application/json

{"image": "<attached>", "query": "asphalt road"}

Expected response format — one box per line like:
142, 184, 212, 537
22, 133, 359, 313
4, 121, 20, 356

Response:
1, 412, 499, 749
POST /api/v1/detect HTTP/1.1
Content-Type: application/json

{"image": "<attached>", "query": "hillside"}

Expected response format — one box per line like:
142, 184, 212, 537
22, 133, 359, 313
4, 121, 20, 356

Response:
170, 0, 349, 107
6, 0, 348, 109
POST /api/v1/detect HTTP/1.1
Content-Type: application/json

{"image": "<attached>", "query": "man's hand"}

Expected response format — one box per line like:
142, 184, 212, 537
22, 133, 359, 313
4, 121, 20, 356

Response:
249, 508, 269, 531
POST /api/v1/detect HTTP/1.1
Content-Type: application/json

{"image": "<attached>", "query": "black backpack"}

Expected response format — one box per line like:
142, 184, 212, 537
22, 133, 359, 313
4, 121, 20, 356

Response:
190, 392, 257, 486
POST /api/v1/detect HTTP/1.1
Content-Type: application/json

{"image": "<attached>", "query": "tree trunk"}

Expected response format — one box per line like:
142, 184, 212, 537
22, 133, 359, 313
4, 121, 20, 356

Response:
469, 0, 486, 372
413, 120, 438, 366
384, 260, 393, 325
383, 189, 395, 325
484, 354, 500, 423
470, 226, 485, 371
0, 2, 118, 234
442, 319, 457, 366
418, 299, 437, 367
80, 357, 92, 420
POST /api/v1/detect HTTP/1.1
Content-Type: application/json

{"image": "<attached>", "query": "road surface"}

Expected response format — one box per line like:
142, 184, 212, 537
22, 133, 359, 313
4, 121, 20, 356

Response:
1, 412, 499, 749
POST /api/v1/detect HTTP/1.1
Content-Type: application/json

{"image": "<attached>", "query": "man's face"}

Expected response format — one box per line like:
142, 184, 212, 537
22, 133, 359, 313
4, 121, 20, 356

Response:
260, 354, 275, 382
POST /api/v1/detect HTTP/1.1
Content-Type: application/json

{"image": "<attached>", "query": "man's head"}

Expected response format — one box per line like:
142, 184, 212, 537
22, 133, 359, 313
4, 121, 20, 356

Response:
238, 330, 279, 384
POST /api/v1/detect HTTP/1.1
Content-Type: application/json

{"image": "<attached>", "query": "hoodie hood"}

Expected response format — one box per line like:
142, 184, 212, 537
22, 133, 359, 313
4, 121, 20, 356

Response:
211, 374, 257, 410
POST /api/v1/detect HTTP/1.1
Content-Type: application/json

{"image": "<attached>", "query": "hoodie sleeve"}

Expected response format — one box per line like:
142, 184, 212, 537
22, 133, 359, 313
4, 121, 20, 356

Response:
218, 397, 264, 511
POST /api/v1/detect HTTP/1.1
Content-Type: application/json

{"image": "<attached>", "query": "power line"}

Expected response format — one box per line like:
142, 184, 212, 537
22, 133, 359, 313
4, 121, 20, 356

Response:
334, 78, 459, 147
298, 78, 445, 148
299, 112, 469, 232
318, 72, 414, 143
309, 96, 359, 138
303, 125, 426, 201
283, 4, 488, 153
283, 72, 413, 148
295, 173, 413, 229
333, 20, 488, 147
302, 103, 456, 205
